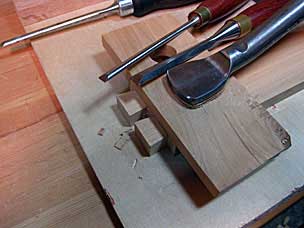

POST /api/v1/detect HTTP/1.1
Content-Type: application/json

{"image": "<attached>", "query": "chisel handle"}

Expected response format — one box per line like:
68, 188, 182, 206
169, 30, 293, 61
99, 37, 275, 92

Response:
189, 0, 249, 28
133, 0, 201, 17
99, 0, 249, 82
231, 0, 290, 37
135, 0, 291, 86
223, 0, 304, 74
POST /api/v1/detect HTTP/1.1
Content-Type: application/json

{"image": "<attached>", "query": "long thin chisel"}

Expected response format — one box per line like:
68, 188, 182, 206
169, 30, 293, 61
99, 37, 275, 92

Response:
1, 0, 201, 48
99, 0, 249, 82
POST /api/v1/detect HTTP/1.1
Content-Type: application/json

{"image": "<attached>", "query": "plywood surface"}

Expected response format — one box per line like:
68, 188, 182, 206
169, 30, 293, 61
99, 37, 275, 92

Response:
20, 1, 304, 227
103, 15, 290, 196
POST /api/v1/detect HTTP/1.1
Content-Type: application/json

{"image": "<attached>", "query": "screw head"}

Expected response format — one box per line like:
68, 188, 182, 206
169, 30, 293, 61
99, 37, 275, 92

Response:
281, 138, 289, 145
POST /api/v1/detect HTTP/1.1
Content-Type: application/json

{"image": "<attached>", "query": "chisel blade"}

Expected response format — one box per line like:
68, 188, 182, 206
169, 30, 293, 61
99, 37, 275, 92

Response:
136, 39, 215, 86
167, 53, 230, 108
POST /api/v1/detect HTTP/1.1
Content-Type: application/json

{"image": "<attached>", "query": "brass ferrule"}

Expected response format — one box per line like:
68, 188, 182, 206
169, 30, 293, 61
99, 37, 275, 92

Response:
188, 7, 212, 28
232, 14, 252, 37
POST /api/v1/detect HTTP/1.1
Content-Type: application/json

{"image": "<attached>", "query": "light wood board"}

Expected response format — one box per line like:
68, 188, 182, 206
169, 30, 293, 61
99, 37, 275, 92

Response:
23, 1, 304, 227
103, 15, 291, 196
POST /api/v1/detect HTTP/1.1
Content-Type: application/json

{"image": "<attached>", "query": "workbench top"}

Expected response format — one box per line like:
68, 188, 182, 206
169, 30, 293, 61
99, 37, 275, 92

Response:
7, 0, 304, 227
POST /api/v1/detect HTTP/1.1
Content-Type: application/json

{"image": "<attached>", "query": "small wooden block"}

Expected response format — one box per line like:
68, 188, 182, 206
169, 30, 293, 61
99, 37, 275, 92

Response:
116, 91, 146, 126
134, 118, 166, 156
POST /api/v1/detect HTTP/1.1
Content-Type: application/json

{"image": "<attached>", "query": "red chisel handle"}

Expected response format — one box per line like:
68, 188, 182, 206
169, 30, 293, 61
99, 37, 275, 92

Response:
231, 0, 290, 36
189, 0, 248, 28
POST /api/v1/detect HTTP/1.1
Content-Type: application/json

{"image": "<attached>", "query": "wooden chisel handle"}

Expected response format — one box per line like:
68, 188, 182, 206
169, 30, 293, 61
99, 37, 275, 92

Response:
223, 0, 304, 74
189, 0, 249, 28
231, 0, 290, 36
134, 0, 291, 87
133, 0, 202, 17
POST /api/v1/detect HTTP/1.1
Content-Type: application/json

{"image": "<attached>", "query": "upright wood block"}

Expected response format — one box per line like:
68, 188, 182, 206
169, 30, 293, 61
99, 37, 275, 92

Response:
103, 15, 291, 196
134, 118, 166, 156
167, 137, 178, 156
116, 91, 146, 126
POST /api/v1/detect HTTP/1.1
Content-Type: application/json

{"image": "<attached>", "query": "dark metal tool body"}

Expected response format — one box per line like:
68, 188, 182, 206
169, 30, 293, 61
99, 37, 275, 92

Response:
135, 0, 290, 86
167, 0, 304, 108
100, 0, 249, 82
0, 0, 201, 48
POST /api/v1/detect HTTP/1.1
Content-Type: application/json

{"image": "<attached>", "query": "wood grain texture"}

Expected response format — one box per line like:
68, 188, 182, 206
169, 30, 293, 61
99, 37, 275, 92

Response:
0, 49, 61, 137
233, 27, 304, 107
102, 15, 199, 77
0, 0, 16, 16
103, 15, 290, 195
0, 113, 116, 228
0, 13, 24, 41
13, 0, 103, 26
23, 1, 304, 227
0, 3, 117, 227
2, 115, 84, 226
0, 3, 61, 138
134, 77, 290, 195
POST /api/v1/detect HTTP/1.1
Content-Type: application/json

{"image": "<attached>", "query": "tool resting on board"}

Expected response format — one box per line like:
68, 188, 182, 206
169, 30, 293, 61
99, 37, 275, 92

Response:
0, 0, 201, 48
100, 0, 249, 82
167, 0, 304, 108
135, 0, 290, 86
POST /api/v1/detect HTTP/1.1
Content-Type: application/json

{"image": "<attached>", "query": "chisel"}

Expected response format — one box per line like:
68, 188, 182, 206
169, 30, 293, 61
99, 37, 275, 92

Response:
167, 0, 304, 108
134, 0, 290, 86
0, 0, 201, 48
100, 0, 249, 82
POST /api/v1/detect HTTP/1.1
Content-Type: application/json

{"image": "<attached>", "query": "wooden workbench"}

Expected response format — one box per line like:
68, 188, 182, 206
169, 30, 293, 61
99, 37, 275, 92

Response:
3, 0, 304, 227
0, 1, 118, 227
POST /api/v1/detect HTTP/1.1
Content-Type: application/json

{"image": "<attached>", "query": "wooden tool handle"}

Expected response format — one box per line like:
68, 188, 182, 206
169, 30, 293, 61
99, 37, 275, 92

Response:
232, 0, 290, 36
223, 0, 304, 74
189, 0, 248, 27
132, 0, 202, 17
242, 0, 290, 28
